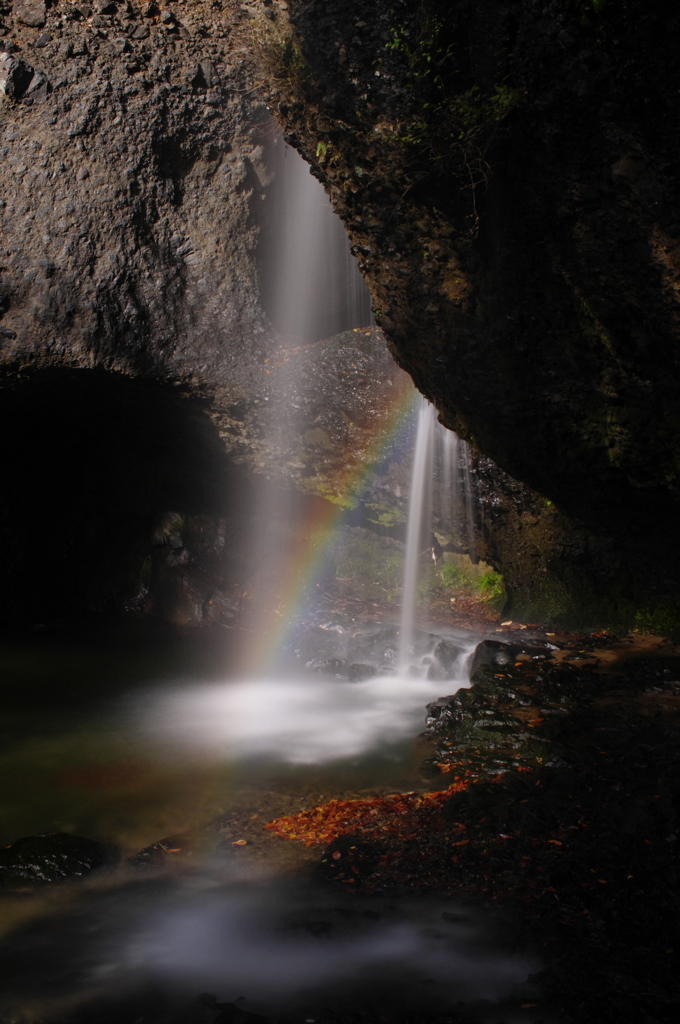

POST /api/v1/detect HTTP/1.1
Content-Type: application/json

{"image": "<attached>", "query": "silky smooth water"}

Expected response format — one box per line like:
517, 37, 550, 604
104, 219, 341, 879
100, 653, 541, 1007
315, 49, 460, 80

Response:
0, 622, 538, 1023
399, 401, 437, 669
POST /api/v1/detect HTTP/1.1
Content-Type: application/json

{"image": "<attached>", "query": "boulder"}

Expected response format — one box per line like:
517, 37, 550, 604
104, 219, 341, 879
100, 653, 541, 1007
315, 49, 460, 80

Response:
13, 2, 47, 28
426, 639, 461, 680
425, 692, 466, 733
348, 662, 377, 682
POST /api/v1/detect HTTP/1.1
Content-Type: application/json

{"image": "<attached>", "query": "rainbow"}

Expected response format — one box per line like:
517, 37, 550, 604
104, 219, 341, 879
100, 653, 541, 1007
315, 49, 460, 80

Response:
245, 353, 420, 673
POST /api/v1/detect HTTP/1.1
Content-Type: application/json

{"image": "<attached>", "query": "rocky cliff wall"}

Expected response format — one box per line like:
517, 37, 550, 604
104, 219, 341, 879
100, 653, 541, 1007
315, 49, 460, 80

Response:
3, 0, 677, 631
0, 0, 280, 627
0, 1, 415, 628
251, 0, 680, 629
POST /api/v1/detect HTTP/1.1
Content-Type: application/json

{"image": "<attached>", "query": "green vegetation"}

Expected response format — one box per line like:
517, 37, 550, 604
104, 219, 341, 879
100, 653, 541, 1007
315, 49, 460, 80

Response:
365, 499, 407, 528
413, 555, 506, 614
327, 531, 505, 615
477, 568, 506, 608
268, 34, 309, 94
632, 604, 680, 640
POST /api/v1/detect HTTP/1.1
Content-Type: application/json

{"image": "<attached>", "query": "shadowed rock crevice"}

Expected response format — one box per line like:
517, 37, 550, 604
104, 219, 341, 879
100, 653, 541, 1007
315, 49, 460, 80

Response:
0, 366, 251, 628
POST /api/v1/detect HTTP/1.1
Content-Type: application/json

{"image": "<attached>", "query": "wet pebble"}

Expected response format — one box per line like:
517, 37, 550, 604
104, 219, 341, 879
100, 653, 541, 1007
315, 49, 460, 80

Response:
0, 832, 107, 888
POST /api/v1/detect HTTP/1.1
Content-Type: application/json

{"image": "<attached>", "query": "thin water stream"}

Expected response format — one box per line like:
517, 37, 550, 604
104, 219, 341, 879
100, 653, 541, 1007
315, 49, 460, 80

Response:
399, 401, 436, 670
0, 145, 538, 1024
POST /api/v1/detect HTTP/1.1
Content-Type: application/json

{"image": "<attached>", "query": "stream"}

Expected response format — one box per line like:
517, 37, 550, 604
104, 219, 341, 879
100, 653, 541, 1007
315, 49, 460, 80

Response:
0, 622, 539, 1023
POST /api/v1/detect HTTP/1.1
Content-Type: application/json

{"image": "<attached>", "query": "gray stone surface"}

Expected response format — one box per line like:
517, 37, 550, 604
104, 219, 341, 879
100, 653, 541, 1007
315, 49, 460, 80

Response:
0, 0, 275, 415
12, 2, 47, 29
0, 51, 34, 98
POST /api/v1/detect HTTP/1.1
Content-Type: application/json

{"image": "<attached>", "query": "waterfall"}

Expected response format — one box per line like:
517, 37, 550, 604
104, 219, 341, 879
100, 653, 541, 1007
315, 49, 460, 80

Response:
436, 423, 477, 561
242, 139, 375, 653
399, 399, 436, 669
261, 137, 372, 344
461, 441, 477, 556
397, 409, 482, 673
439, 426, 460, 531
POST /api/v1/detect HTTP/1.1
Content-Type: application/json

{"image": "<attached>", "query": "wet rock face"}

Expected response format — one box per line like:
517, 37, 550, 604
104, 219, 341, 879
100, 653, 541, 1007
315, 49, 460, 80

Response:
257, 0, 680, 623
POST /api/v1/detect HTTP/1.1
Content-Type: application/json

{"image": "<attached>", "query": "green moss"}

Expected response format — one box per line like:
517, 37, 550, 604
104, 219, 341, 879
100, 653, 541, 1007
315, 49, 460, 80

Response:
504, 574, 680, 639
632, 605, 680, 640
365, 499, 407, 527
409, 556, 507, 615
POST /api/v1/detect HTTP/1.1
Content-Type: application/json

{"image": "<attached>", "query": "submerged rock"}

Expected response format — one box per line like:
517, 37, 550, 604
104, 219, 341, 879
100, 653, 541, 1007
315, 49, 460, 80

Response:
426, 639, 462, 680
347, 625, 400, 670
348, 662, 377, 682
0, 832, 107, 888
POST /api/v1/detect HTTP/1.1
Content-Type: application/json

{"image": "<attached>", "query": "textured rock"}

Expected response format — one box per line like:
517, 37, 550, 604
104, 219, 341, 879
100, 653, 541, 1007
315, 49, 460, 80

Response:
0, 0, 274, 402
13, 2, 47, 29
251, 0, 680, 628
0, 51, 34, 98
2, 0, 678, 630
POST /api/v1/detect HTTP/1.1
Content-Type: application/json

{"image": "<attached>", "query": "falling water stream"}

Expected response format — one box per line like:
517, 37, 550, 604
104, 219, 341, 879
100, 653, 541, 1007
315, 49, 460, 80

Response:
0, 144, 537, 1023
399, 400, 436, 670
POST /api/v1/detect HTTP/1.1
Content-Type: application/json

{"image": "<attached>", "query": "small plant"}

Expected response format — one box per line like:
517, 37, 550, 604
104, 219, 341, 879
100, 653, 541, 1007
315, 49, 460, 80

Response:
433, 556, 506, 614
438, 561, 474, 589
477, 569, 504, 601
250, 9, 310, 103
